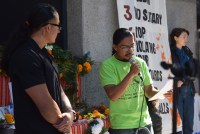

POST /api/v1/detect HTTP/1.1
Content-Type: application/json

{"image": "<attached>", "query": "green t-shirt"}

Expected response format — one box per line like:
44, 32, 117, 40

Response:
99, 55, 153, 129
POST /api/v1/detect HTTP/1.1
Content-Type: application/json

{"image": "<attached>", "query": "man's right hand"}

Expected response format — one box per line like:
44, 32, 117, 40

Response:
53, 112, 73, 134
129, 61, 140, 77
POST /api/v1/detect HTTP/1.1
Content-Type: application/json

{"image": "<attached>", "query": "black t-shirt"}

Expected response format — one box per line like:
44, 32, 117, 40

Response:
9, 38, 63, 134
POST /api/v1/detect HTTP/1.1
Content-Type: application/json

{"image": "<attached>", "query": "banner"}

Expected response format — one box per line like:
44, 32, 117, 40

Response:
194, 93, 200, 133
116, 0, 182, 133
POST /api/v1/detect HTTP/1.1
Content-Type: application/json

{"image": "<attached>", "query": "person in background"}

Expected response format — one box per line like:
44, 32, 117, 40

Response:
2, 3, 75, 134
99, 28, 161, 134
146, 99, 162, 134
170, 27, 196, 134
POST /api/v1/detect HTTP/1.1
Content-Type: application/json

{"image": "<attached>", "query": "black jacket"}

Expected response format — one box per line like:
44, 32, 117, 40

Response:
170, 45, 197, 94
170, 45, 197, 79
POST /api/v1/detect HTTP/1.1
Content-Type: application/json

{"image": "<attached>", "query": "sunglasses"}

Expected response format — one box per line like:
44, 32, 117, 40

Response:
48, 23, 62, 31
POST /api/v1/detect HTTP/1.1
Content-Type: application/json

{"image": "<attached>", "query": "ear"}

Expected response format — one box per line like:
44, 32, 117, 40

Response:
41, 25, 50, 35
43, 24, 51, 33
174, 36, 177, 41
47, 25, 51, 33
112, 45, 117, 52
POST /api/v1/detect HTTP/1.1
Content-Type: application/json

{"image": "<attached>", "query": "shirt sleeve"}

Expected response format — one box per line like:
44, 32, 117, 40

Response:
99, 62, 117, 86
12, 50, 46, 90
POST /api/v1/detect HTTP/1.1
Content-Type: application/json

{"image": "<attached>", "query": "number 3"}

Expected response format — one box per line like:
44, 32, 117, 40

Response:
124, 5, 132, 21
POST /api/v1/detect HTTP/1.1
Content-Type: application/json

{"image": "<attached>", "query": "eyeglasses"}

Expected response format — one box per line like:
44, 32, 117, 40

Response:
119, 45, 135, 51
48, 23, 62, 31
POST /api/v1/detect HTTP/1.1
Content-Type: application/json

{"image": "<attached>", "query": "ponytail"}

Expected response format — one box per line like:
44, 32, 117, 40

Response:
2, 22, 30, 75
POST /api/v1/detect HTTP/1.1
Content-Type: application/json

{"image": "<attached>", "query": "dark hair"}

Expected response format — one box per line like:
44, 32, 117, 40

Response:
2, 3, 57, 74
170, 28, 189, 47
112, 28, 135, 54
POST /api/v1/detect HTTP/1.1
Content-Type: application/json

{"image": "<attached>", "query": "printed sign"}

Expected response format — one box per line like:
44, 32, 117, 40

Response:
116, 0, 182, 133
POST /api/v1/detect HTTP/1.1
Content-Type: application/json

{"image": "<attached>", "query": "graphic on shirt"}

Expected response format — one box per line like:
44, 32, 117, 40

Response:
120, 78, 144, 101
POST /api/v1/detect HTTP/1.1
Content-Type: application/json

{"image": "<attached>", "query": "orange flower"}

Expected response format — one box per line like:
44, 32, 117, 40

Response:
59, 73, 63, 79
4, 113, 14, 124
93, 110, 99, 117
83, 62, 92, 72
47, 50, 52, 55
104, 108, 109, 115
77, 64, 83, 73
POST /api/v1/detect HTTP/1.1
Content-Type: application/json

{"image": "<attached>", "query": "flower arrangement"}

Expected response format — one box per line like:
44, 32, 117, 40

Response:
45, 44, 94, 79
76, 104, 109, 121
0, 112, 15, 129
45, 44, 94, 105
73, 104, 110, 134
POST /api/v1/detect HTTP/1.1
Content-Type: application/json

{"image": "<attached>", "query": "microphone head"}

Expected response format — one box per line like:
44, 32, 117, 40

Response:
129, 59, 135, 63
129, 58, 142, 80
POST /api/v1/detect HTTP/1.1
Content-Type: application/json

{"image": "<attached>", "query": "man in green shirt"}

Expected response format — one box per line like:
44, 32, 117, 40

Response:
99, 28, 159, 134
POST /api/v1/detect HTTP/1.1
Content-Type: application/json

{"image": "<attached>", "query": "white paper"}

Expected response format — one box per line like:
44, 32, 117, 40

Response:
149, 80, 173, 101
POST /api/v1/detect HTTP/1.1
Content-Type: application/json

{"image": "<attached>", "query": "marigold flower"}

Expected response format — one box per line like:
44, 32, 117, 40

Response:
83, 62, 92, 72
59, 73, 63, 78
4, 113, 14, 124
104, 108, 109, 115
93, 110, 99, 117
47, 50, 52, 55
77, 64, 83, 73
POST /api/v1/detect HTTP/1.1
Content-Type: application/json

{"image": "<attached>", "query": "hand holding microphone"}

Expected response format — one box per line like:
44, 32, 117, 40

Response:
129, 59, 141, 77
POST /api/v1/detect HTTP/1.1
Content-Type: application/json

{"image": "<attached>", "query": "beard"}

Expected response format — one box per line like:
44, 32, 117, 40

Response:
120, 59, 129, 62
114, 53, 132, 62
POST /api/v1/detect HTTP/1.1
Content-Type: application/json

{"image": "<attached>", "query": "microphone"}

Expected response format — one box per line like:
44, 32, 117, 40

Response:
129, 58, 143, 81
129, 59, 136, 64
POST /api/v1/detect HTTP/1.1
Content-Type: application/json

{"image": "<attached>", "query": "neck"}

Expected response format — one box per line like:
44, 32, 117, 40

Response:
31, 32, 47, 49
176, 44, 183, 49
114, 54, 129, 62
